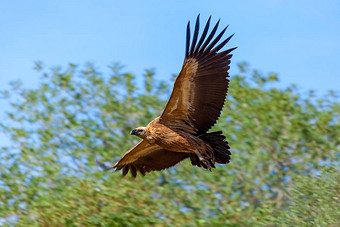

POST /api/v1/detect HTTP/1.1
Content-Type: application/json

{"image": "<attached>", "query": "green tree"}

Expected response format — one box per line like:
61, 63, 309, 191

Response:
0, 62, 339, 226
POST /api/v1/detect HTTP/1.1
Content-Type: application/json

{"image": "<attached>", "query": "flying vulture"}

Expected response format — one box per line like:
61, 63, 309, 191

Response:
98, 15, 236, 177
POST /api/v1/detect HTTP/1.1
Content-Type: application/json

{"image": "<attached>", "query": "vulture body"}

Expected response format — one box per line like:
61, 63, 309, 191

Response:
101, 15, 236, 177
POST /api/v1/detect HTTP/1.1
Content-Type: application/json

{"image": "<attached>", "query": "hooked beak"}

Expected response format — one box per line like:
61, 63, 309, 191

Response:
130, 129, 137, 135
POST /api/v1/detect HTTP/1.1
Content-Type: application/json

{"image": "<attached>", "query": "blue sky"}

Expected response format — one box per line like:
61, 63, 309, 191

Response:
0, 0, 339, 146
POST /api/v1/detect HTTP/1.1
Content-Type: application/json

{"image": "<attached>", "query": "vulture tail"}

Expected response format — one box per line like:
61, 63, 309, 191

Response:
199, 131, 231, 164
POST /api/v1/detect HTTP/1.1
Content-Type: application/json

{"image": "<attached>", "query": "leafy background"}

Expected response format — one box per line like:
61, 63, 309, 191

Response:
0, 62, 339, 226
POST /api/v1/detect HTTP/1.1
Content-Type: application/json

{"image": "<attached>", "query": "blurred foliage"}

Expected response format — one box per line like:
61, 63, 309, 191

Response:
273, 167, 340, 226
0, 62, 339, 226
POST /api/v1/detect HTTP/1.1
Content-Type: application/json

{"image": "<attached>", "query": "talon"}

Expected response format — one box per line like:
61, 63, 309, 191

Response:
199, 157, 212, 171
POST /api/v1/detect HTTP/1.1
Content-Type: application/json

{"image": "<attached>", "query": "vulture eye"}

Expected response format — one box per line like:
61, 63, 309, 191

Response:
138, 129, 143, 133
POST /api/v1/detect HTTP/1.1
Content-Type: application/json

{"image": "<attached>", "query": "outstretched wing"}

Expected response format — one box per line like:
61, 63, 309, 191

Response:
160, 15, 236, 135
112, 140, 190, 177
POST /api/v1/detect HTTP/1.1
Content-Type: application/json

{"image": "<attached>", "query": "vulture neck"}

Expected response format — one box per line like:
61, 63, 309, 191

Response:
137, 128, 155, 144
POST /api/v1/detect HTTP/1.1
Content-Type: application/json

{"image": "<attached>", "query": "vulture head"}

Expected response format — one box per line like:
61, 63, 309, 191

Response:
130, 127, 147, 138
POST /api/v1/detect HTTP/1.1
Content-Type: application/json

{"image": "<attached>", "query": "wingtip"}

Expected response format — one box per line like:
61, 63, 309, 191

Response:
215, 19, 221, 30
230, 46, 238, 52
186, 21, 191, 58
96, 159, 113, 171
186, 21, 190, 35
196, 14, 200, 25
130, 165, 137, 178
206, 15, 212, 26
189, 14, 201, 57
216, 18, 221, 25
220, 26, 228, 34
122, 166, 129, 176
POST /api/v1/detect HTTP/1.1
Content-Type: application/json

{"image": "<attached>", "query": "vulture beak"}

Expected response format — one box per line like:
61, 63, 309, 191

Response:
130, 129, 137, 135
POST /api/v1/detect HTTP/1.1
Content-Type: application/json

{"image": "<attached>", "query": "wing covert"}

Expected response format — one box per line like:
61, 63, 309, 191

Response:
113, 140, 189, 177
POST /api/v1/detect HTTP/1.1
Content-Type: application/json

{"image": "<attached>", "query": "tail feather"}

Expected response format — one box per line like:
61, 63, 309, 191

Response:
199, 131, 231, 164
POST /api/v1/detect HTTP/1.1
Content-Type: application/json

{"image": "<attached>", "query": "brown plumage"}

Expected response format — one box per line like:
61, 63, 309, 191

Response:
99, 15, 235, 177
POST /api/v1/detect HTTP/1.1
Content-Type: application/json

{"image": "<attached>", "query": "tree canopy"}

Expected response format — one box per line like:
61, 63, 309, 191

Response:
0, 62, 339, 226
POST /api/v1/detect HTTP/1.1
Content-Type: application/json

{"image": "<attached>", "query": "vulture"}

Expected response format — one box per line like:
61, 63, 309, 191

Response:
98, 15, 236, 177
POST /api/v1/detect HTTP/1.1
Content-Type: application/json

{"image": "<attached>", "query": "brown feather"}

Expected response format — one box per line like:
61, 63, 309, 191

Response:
122, 166, 129, 176
189, 14, 200, 57
130, 165, 137, 178
193, 16, 211, 55
160, 16, 236, 135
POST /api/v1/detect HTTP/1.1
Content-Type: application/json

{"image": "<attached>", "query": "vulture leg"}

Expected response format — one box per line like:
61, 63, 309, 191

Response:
193, 150, 212, 171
